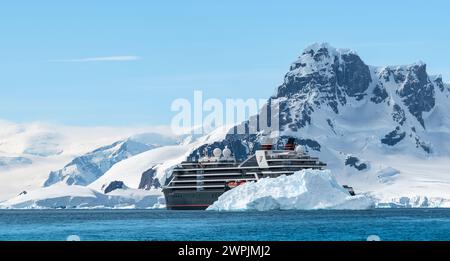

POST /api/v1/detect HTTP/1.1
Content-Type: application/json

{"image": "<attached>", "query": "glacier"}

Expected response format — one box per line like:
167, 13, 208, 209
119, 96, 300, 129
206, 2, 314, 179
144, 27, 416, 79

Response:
0, 120, 177, 201
207, 170, 375, 211
0, 183, 165, 209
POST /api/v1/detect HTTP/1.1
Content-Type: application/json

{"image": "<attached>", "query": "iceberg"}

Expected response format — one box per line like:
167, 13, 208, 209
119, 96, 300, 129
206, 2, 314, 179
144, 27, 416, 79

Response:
207, 169, 374, 211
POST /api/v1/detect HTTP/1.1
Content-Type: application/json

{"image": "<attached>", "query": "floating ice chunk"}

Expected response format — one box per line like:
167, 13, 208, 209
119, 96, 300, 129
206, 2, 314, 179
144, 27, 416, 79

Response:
208, 169, 374, 211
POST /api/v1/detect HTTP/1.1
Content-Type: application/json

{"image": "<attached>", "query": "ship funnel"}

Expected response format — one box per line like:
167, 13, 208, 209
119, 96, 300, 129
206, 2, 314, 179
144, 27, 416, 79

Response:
284, 138, 296, 151
260, 136, 273, 150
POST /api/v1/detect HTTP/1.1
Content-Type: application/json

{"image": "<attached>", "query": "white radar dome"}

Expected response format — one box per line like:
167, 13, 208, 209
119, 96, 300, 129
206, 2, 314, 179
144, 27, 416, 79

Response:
222, 148, 232, 158
213, 148, 222, 157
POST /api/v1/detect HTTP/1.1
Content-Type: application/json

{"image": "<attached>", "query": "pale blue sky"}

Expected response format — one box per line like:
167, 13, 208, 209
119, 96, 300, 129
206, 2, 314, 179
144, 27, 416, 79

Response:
0, 0, 449, 126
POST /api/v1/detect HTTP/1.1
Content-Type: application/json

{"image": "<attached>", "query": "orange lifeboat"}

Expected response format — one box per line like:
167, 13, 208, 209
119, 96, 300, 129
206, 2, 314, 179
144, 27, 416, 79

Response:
225, 180, 247, 191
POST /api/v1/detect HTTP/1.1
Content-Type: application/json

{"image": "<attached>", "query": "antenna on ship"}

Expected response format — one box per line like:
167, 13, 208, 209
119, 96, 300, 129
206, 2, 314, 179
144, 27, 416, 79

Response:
248, 142, 254, 154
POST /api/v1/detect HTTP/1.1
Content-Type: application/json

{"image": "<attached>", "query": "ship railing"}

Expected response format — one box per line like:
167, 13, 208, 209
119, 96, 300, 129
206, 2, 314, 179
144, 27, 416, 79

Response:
170, 178, 257, 184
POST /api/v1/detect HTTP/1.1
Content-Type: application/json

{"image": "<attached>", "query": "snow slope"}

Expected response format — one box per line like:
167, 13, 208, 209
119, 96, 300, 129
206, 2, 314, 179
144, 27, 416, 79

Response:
43, 133, 177, 187
0, 126, 231, 209
0, 120, 171, 157
88, 145, 188, 191
0, 120, 175, 201
89, 126, 233, 191
0, 183, 164, 209
0, 155, 76, 202
208, 169, 374, 211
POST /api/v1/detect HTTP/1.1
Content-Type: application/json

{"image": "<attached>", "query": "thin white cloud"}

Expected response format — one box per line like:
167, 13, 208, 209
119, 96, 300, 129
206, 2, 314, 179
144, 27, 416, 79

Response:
48, 55, 142, 63
353, 42, 425, 47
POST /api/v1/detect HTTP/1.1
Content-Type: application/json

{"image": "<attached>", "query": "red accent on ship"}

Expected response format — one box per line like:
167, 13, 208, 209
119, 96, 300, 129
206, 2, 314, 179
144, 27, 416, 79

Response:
284, 138, 296, 150
226, 180, 247, 189
261, 144, 272, 150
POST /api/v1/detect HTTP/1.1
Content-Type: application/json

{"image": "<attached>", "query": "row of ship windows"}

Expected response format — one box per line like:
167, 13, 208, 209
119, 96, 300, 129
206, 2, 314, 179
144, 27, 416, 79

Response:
172, 193, 218, 198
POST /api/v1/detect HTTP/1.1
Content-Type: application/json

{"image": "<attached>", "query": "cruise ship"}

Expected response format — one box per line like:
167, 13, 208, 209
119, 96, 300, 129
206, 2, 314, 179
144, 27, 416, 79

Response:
163, 138, 350, 210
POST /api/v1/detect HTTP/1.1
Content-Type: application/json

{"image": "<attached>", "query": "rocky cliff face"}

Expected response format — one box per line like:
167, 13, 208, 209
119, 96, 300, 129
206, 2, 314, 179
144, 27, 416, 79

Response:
274, 43, 444, 136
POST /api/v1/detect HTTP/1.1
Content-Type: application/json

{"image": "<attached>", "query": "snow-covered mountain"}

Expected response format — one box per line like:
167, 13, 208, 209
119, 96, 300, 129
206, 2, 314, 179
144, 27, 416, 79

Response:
0, 126, 231, 208
88, 126, 231, 193
188, 43, 450, 206
43, 133, 177, 187
0, 120, 176, 201
3, 43, 450, 209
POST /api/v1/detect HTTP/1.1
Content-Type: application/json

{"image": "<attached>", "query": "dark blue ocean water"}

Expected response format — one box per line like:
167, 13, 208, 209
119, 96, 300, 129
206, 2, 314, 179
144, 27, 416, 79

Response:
1, 209, 450, 241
